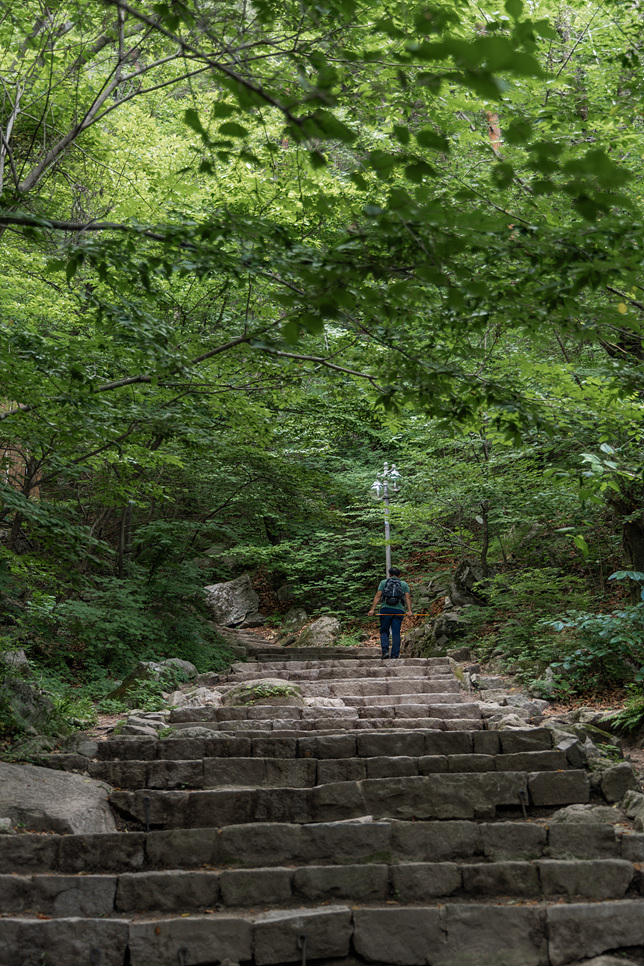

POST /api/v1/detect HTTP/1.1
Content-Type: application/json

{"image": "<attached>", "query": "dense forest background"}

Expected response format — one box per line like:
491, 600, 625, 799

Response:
2, 0, 644, 727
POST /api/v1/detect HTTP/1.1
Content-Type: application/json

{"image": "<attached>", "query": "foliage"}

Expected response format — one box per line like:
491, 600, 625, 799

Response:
463, 568, 595, 693
547, 573, 644, 693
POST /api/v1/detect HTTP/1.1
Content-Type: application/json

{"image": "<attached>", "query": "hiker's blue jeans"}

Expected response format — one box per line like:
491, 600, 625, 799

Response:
380, 607, 404, 658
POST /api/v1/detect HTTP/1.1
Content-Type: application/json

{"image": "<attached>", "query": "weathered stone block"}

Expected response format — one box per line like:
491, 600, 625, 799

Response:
0, 918, 129, 966
621, 831, 644, 861
390, 820, 478, 861
298, 734, 356, 759
500, 729, 553, 754
448, 754, 495, 773
116, 869, 220, 911
353, 907, 447, 965
548, 900, 644, 965
203, 757, 267, 787
424, 732, 472, 756
293, 863, 388, 900
547, 824, 620, 859
601, 762, 640, 803
28, 874, 116, 916
463, 860, 540, 897
0, 834, 59, 873
253, 905, 352, 965
496, 750, 568, 772
219, 822, 304, 867
301, 820, 391, 864
392, 861, 461, 899
129, 914, 253, 965
539, 859, 633, 898
310, 780, 365, 822
528, 771, 589, 806
0, 873, 32, 913
220, 867, 292, 905
473, 731, 500, 755
146, 759, 203, 788
98, 737, 157, 760
417, 755, 449, 774
357, 732, 424, 758
317, 758, 366, 783
439, 903, 548, 966
365, 756, 419, 779
480, 822, 546, 860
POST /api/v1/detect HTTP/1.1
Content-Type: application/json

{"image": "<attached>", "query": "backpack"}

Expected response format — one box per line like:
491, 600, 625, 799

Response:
382, 577, 404, 606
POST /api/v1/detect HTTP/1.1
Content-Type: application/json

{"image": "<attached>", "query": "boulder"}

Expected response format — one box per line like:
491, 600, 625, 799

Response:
449, 558, 491, 606
0, 676, 55, 734
167, 687, 223, 709
487, 713, 530, 730
0, 762, 116, 834
623, 790, 644, 830
432, 611, 469, 641
599, 762, 640, 803
297, 616, 341, 647
0, 649, 30, 672
105, 659, 196, 703
549, 804, 625, 825
204, 573, 264, 627
221, 678, 303, 707
281, 606, 308, 633
160, 658, 198, 678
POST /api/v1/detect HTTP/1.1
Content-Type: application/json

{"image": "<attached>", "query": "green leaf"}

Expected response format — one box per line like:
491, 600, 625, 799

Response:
492, 163, 514, 189
416, 129, 449, 151
505, 0, 523, 17
219, 122, 249, 138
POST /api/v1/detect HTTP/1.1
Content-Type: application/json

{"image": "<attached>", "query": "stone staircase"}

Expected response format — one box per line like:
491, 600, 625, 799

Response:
2, 653, 644, 965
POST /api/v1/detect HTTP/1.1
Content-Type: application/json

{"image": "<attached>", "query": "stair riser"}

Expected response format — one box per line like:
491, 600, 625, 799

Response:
216, 672, 459, 698
4, 900, 644, 966
94, 728, 554, 761
165, 718, 484, 735
168, 700, 478, 723
86, 750, 570, 789
2, 859, 637, 917
1, 820, 636, 876
110, 771, 590, 829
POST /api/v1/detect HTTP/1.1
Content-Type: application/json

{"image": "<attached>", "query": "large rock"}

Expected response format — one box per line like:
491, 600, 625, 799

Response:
204, 573, 264, 627
105, 660, 196, 704
297, 616, 341, 647
0, 762, 116, 834
221, 679, 303, 707
449, 558, 491, 606
0, 676, 55, 734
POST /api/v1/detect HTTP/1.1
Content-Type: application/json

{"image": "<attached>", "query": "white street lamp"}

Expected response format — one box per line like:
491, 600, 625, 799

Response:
370, 462, 402, 575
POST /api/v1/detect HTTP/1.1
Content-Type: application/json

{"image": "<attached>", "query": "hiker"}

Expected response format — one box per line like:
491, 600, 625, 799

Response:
368, 567, 412, 659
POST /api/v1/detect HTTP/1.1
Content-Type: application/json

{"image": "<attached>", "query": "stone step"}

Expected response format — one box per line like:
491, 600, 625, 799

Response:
109, 770, 590, 829
165, 716, 485, 733
167, 697, 476, 724
2, 819, 638, 877
222, 665, 456, 681
2, 856, 638, 919
93, 727, 554, 762
246, 647, 381, 661
4, 899, 644, 966
85, 749, 570, 789
215, 677, 461, 695
229, 656, 451, 671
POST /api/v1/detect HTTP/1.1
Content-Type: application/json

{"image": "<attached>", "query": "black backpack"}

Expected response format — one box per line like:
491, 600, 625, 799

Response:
382, 577, 404, 606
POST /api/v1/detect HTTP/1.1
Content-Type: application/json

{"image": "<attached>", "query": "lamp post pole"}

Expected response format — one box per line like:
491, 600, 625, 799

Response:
371, 462, 401, 577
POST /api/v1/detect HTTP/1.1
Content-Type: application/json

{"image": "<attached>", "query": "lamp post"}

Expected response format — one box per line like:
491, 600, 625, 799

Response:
370, 462, 401, 575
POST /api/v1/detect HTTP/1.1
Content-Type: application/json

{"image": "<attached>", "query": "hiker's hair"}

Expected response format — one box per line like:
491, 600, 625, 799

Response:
389, 567, 401, 576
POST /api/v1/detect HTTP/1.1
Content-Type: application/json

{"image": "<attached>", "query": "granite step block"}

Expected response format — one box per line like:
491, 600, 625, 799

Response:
3, 820, 635, 877
109, 769, 588, 829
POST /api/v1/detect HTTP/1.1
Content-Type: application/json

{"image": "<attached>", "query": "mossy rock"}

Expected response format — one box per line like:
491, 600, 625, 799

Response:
221, 678, 303, 707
